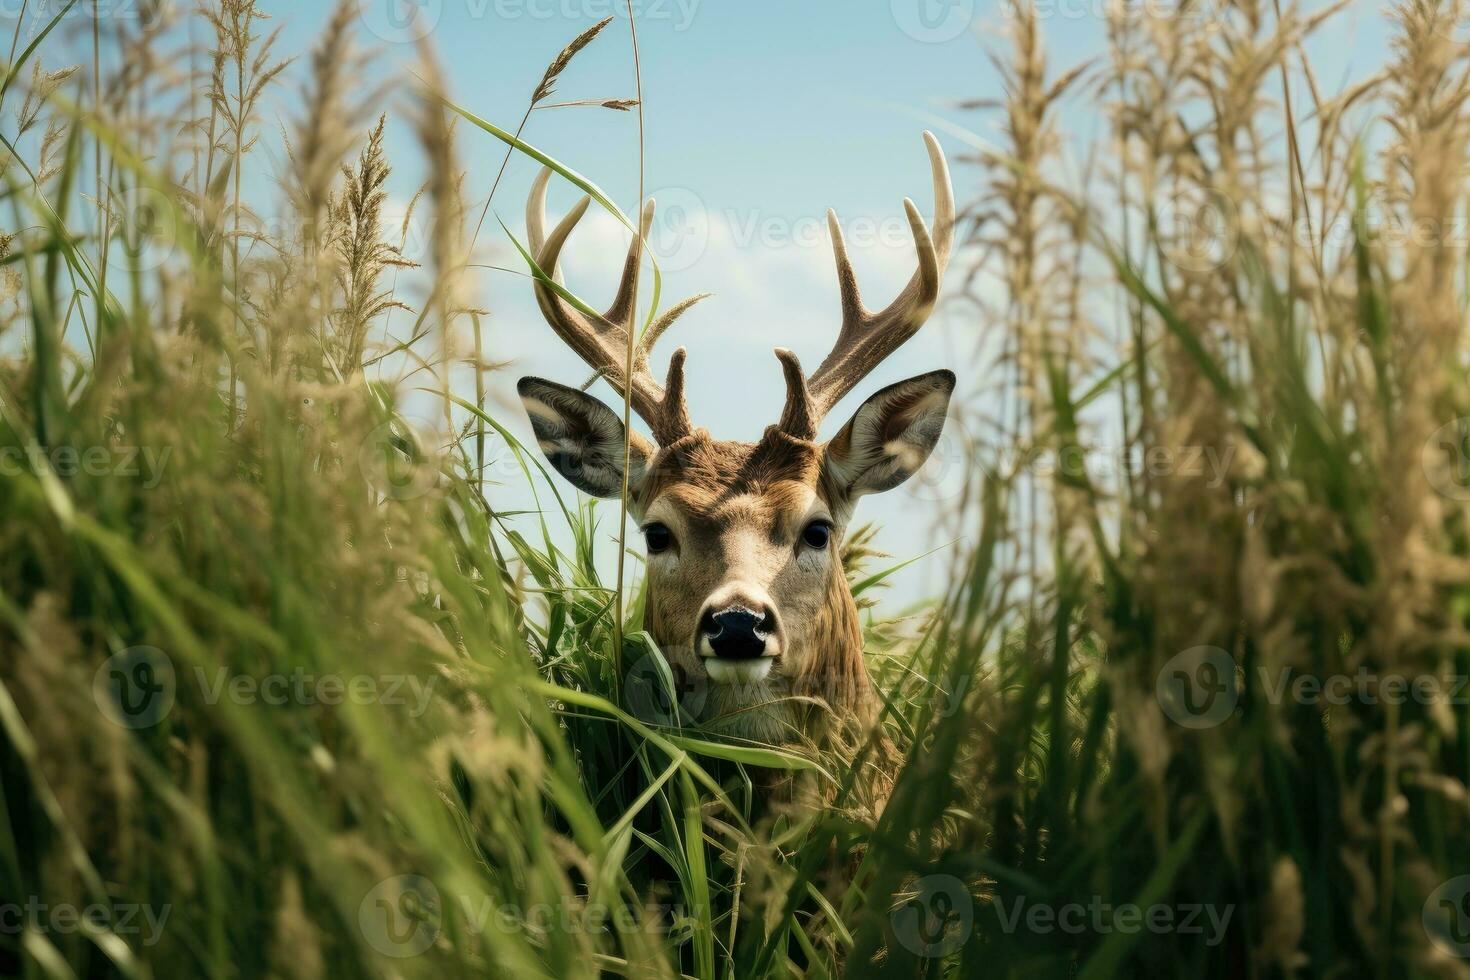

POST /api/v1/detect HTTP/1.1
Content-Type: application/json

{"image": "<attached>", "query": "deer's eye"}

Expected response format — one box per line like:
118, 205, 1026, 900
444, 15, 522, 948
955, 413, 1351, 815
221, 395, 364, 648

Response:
801, 520, 832, 550
643, 522, 673, 554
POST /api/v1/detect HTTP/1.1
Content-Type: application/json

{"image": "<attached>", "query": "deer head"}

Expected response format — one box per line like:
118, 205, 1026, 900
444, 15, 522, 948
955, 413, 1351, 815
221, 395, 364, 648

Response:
518, 134, 955, 743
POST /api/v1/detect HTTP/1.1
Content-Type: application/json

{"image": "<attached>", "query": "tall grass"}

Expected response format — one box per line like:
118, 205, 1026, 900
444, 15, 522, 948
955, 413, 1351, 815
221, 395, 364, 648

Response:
3, 1, 1470, 977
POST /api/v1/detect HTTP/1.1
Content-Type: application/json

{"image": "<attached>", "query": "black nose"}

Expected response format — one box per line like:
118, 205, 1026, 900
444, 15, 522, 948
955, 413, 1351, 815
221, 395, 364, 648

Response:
700, 606, 772, 659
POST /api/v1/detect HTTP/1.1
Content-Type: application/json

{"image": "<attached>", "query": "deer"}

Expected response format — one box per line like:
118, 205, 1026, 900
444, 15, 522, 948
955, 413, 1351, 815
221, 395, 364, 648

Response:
516, 134, 954, 797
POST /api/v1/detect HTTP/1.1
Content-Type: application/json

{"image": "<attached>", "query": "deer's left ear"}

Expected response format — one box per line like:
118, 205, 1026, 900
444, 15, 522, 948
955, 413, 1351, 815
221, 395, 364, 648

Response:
517, 377, 655, 497
822, 370, 955, 498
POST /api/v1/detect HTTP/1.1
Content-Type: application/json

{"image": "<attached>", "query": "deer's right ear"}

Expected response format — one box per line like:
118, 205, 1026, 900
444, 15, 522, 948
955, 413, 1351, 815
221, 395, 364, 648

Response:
517, 378, 654, 498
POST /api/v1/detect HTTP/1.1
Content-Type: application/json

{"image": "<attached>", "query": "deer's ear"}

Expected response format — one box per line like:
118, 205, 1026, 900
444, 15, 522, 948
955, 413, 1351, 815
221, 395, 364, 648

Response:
823, 370, 955, 498
518, 378, 654, 497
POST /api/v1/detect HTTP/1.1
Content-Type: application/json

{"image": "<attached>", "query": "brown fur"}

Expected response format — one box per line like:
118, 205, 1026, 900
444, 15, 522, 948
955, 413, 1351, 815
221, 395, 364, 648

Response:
635, 428, 877, 748
521, 373, 956, 816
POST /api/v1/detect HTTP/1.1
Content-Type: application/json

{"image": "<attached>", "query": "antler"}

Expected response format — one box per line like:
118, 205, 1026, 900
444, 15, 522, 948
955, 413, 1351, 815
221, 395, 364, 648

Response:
526, 167, 709, 445
777, 132, 954, 441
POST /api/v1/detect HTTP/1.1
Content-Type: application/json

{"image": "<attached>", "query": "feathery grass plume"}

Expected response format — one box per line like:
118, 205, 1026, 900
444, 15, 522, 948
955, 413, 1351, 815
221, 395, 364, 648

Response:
199, 0, 288, 231
271, 0, 377, 388
412, 44, 470, 437
199, 0, 287, 401
287, 0, 367, 246
9, 60, 80, 192
1374, 1, 1470, 969
16, 61, 78, 136
533, 16, 615, 104
533, 97, 641, 110
328, 116, 415, 373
